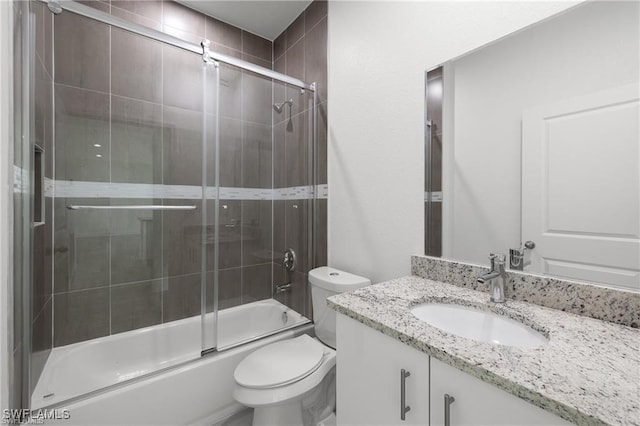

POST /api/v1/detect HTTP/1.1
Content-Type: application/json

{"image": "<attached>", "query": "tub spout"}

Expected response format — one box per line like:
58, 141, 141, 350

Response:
276, 283, 292, 293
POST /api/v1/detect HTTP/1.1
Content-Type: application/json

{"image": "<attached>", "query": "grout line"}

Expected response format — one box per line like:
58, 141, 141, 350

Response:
109, 92, 163, 107
304, 13, 327, 39
110, 5, 161, 31
31, 295, 53, 328
53, 82, 111, 97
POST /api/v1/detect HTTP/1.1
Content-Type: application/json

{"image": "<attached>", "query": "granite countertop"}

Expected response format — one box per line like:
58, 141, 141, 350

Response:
327, 276, 640, 426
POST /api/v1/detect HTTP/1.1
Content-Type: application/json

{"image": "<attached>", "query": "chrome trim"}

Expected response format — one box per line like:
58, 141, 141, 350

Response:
200, 62, 207, 353
275, 283, 293, 293
215, 320, 312, 353
200, 347, 217, 357
283, 248, 296, 272
201, 39, 213, 64
424, 69, 433, 254
53, 0, 202, 55
47, 0, 62, 15
477, 253, 508, 303
44, 1, 316, 91
444, 394, 455, 426
311, 82, 318, 268
205, 43, 313, 90
66, 205, 197, 210
509, 240, 536, 270
20, 0, 35, 410
211, 61, 221, 349
400, 369, 411, 421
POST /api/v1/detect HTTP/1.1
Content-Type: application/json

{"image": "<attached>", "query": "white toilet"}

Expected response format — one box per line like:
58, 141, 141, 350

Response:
233, 267, 371, 426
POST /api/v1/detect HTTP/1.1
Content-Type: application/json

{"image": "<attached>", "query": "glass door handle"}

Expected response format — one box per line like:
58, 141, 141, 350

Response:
67, 205, 197, 210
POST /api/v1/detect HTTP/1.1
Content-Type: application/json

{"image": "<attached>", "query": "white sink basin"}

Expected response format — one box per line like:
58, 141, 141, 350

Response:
410, 303, 548, 348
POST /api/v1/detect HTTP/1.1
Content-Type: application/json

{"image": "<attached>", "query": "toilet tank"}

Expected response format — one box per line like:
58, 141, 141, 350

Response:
309, 267, 370, 349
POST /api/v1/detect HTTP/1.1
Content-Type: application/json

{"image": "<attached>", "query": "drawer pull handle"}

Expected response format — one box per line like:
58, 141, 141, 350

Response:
444, 394, 456, 426
400, 369, 411, 421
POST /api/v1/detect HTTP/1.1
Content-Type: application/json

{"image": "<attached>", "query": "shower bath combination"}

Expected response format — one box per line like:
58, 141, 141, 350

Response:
11, 0, 319, 422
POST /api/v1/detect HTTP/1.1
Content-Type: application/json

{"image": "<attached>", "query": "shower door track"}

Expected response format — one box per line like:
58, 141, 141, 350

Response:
43, 0, 316, 91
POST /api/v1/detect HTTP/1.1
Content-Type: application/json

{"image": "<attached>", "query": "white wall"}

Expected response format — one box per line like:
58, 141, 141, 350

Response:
448, 1, 639, 265
327, 1, 582, 283
0, 0, 14, 412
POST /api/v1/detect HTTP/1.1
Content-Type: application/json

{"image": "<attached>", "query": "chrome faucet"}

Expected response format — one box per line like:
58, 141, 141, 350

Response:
477, 253, 507, 303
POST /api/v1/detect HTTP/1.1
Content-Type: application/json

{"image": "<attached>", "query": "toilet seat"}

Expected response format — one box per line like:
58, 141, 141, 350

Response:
233, 336, 336, 408
235, 335, 324, 389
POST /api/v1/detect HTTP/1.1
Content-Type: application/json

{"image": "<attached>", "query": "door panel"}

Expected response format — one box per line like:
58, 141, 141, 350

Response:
336, 314, 430, 425
522, 84, 640, 289
430, 357, 571, 426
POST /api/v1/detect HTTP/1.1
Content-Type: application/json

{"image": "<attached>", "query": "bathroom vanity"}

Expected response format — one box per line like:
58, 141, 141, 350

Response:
337, 315, 570, 425
329, 264, 640, 426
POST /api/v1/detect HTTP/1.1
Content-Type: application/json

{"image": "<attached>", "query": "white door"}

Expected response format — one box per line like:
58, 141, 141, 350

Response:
522, 83, 640, 289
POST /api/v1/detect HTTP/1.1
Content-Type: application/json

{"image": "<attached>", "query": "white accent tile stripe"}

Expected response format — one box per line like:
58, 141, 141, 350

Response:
217, 187, 274, 200
273, 185, 314, 200
14, 165, 26, 194
424, 191, 443, 202
45, 179, 329, 201
317, 184, 328, 199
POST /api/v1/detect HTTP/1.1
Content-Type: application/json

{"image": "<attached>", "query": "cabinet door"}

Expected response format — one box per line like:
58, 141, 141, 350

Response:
336, 314, 429, 426
430, 357, 571, 426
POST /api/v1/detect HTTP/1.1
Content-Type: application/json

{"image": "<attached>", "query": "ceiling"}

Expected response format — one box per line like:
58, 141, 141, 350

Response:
177, 0, 313, 41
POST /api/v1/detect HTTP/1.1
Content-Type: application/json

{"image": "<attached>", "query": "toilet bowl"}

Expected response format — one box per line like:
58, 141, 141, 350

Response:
233, 267, 370, 426
233, 335, 336, 425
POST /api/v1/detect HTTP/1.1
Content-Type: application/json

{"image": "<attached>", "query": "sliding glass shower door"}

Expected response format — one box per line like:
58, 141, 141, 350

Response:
205, 63, 315, 352
202, 58, 219, 353
27, 0, 317, 410
31, 7, 218, 408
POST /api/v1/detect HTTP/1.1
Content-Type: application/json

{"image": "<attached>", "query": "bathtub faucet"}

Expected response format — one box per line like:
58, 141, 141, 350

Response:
276, 283, 292, 293
477, 253, 507, 303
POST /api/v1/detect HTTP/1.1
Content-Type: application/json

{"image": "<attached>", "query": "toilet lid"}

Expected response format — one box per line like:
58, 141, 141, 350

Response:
234, 335, 324, 389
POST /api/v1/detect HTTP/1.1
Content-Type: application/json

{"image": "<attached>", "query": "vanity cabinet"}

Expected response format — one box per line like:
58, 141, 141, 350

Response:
336, 314, 430, 425
430, 357, 571, 426
337, 313, 571, 426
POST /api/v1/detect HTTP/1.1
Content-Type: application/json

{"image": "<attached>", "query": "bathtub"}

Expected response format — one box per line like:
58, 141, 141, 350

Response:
34, 299, 312, 425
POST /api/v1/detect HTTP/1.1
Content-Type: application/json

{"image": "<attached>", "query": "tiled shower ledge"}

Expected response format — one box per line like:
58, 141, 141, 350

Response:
328, 257, 640, 425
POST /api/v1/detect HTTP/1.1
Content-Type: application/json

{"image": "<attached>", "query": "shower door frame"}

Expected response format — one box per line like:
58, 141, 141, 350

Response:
22, 0, 319, 411
42, 0, 315, 91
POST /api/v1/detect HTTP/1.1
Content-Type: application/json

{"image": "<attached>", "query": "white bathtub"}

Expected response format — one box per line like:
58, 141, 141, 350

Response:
34, 299, 312, 425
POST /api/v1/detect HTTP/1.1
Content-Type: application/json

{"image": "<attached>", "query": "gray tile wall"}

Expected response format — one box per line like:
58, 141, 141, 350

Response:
47, 0, 327, 348
51, 0, 275, 347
